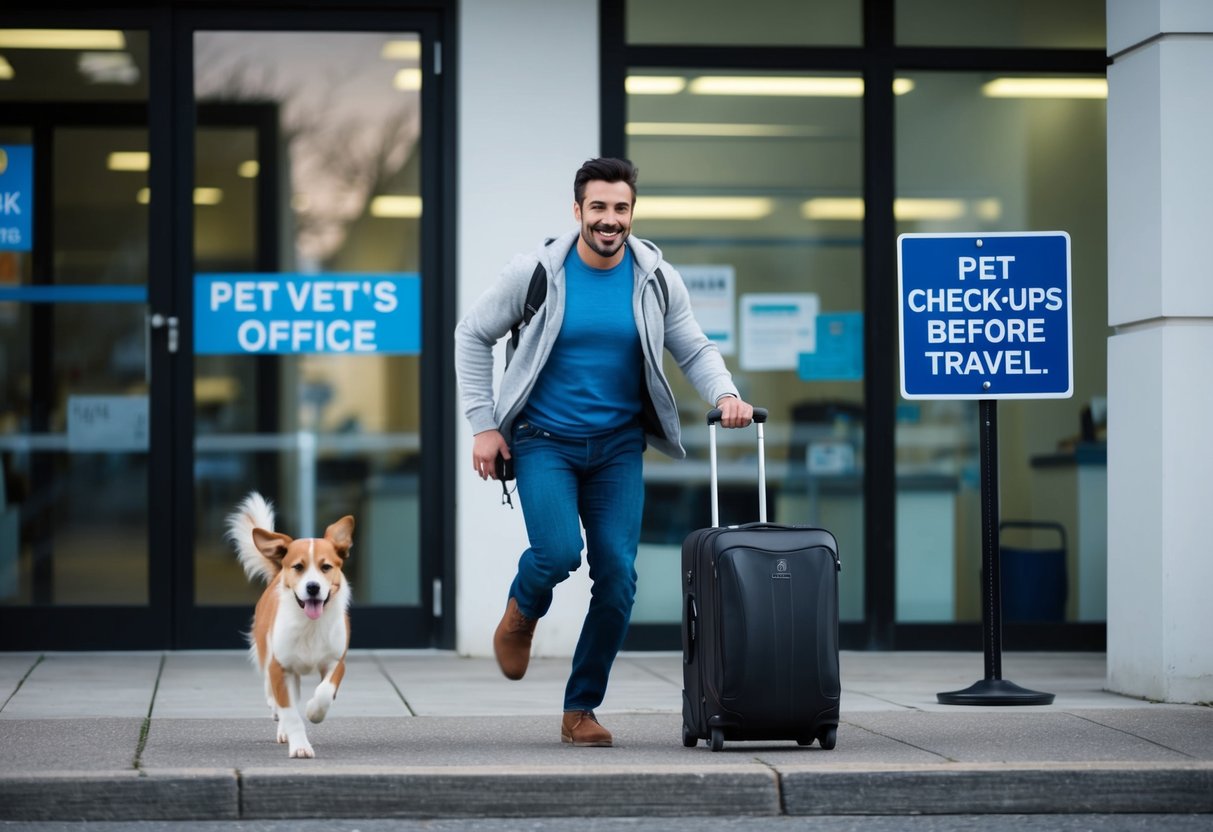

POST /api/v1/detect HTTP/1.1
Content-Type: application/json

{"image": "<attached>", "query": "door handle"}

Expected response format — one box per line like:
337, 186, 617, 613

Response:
149, 312, 180, 354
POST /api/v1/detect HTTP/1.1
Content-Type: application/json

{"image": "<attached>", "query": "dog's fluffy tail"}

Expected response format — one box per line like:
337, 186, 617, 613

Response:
225, 491, 279, 584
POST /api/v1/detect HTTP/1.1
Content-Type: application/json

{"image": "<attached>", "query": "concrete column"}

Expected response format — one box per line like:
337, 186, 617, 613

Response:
456, 0, 600, 658
1106, 0, 1213, 703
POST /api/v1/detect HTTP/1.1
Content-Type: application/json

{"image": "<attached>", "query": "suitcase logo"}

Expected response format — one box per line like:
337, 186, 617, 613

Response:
772, 558, 791, 579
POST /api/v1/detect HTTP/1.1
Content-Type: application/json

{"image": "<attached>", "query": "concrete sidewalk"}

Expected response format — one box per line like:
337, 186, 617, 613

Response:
1, 650, 1210, 821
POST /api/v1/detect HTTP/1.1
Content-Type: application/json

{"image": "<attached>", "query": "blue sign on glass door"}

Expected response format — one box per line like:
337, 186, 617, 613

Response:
0, 145, 33, 252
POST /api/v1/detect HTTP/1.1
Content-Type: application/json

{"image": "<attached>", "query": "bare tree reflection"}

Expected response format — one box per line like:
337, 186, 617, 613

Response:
193, 33, 421, 267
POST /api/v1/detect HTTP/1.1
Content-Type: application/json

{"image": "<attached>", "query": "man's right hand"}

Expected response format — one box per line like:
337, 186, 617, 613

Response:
472, 429, 510, 481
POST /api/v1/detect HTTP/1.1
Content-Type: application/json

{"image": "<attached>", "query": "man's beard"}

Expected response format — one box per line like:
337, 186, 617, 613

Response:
583, 222, 628, 259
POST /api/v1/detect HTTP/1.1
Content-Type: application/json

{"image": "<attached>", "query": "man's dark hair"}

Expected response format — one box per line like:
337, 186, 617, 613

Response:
574, 157, 638, 205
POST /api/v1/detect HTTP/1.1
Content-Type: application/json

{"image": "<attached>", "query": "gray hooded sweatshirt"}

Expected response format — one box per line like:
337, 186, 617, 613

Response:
454, 230, 739, 459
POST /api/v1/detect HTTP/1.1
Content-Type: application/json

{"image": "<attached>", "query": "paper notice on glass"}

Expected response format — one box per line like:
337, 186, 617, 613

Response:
679, 265, 735, 355
67, 395, 149, 452
740, 293, 818, 370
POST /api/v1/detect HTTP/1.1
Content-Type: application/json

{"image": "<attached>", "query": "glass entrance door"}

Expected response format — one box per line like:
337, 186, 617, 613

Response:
177, 17, 440, 648
0, 11, 447, 650
0, 26, 170, 648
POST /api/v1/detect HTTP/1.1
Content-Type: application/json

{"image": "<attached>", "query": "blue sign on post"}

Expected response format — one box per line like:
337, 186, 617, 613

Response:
0, 145, 33, 252
897, 231, 1072, 400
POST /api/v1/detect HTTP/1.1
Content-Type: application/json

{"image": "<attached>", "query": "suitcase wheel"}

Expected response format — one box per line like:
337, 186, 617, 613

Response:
709, 727, 724, 752
681, 722, 698, 748
819, 726, 838, 750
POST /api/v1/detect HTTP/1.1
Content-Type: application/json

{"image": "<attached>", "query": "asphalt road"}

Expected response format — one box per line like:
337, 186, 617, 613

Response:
2, 816, 1212, 832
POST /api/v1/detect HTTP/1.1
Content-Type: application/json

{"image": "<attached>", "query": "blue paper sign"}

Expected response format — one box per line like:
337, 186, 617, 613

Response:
799, 312, 863, 381
897, 232, 1072, 400
0, 145, 33, 252
194, 273, 421, 355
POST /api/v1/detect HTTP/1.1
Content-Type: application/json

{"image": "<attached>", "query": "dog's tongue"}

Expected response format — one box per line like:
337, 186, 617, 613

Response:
303, 599, 324, 620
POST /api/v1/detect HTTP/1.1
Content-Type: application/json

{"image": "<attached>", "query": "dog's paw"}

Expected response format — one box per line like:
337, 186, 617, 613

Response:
306, 696, 331, 724
288, 742, 315, 759
276, 727, 289, 744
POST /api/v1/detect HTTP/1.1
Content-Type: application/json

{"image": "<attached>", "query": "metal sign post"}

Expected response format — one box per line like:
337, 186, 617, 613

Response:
897, 231, 1072, 706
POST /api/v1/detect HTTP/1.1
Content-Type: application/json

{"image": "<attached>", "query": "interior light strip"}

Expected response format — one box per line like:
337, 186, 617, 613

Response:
982, 77, 1107, 99
0, 29, 125, 50
634, 197, 773, 220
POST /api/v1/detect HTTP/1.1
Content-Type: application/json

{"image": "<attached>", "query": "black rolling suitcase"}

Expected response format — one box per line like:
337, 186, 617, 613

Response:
681, 407, 841, 752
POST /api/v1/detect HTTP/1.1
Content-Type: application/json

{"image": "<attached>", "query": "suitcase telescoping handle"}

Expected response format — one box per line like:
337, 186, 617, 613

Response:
706, 406, 769, 528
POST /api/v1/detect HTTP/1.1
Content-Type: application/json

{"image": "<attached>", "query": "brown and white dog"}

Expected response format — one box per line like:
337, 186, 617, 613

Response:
225, 492, 354, 759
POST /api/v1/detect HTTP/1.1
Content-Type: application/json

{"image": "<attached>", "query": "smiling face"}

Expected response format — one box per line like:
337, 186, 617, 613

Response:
253, 515, 354, 620
574, 179, 634, 268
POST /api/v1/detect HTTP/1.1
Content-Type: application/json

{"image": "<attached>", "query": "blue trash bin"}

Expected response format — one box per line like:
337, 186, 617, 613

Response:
999, 521, 1068, 622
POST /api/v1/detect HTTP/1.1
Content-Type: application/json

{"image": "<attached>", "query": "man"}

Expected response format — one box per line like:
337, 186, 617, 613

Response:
454, 157, 753, 747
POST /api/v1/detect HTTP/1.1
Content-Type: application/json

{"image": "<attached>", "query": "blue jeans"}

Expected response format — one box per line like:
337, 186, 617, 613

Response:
509, 420, 646, 712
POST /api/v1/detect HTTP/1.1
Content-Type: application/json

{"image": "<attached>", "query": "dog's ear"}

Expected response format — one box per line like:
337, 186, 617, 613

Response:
252, 527, 293, 563
324, 516, 355, 560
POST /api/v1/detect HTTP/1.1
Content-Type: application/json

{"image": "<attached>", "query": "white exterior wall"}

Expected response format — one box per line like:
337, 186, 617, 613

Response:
1106, 0, 1213, 702
455, 0, 601, 657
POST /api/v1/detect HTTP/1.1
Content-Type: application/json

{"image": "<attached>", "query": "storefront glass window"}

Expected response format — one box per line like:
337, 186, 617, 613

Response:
627, 0, 861, 46
896, 0, 1105, 48
626, 69, 866, 625
894, 71, 1108, 624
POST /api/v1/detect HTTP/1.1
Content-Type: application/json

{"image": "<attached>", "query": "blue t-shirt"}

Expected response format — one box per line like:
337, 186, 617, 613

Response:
520, 247, 643, 436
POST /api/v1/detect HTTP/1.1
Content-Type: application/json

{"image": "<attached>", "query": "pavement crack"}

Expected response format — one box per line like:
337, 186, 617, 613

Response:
841, 686, 921, 711
372, 652, 417, 715
133, 653, 166, 770
844, 719, 957, 762
1068, 711, 1198, 759
752, 756, 785, 814
0, 654, 43, 714
624, 656, 682, 686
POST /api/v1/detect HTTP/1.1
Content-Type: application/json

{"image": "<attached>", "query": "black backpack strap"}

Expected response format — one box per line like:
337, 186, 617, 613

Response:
654, 267, 669, 313
509, 261, 547, 352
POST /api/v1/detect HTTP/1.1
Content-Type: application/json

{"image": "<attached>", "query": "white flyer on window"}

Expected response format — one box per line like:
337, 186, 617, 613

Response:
740, 293, 819, 371
678, 265, 736, 356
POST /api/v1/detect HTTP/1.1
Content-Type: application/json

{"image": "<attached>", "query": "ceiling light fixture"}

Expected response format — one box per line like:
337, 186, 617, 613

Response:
627, 122, 823, 138
107, 151, 149, 172
78, 51, 138, 84
238, 160, 259, 178
625, 76, 687, 95
684, 76, 915, 97
801, 198, 865, 221
394, 67, 422, 91
801, 197, 978, 221
0, 29, 125, 50
0, 56, 13, 80
982, 77, 1107, 99
370, 195, 423, 218
634, 197, 773, 220
193, 188, 223, 206
690, 76, 864, 97
381, 40, 421, 61
135, 188, 234, 206
895, 198, 966, 221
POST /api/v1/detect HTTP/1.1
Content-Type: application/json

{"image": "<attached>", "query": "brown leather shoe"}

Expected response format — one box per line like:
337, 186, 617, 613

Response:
493, 597, 536, 680
561, 710, 613, 747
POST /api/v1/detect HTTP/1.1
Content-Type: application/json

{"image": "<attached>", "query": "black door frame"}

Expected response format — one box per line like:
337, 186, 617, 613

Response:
0, 2, 458, 651
0, 6, 173, 649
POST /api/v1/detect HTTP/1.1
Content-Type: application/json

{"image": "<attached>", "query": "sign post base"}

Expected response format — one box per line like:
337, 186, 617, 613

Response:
937, 678, 1055, 706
